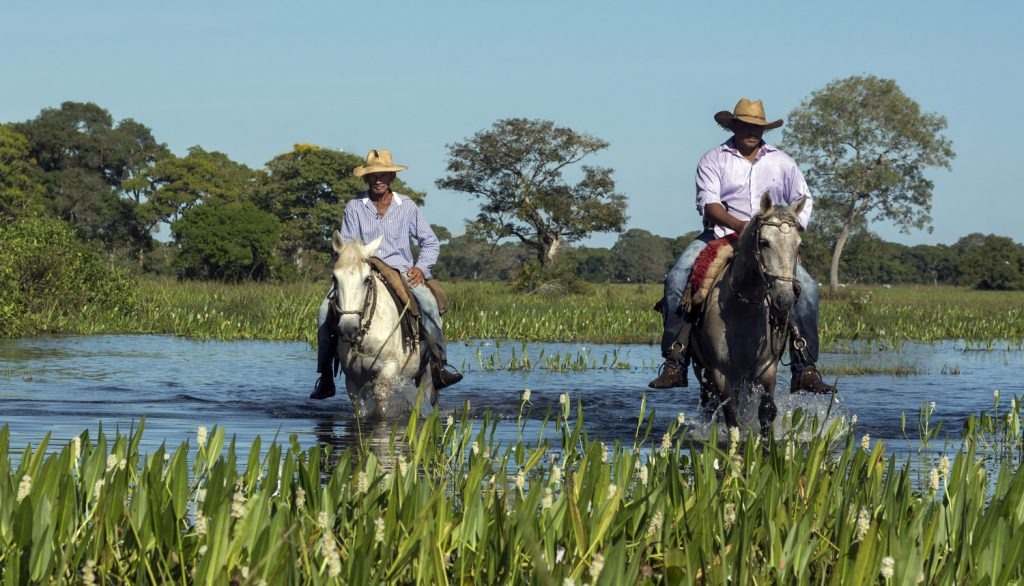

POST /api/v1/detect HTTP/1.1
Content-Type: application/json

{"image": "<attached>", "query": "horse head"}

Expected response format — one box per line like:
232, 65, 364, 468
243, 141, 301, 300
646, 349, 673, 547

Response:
740, 192, 806, 315
330, 232, 383, 343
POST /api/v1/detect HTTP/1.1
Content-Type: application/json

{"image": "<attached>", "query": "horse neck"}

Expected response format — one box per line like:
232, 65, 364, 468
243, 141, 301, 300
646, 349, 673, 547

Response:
728, 219, 767, 295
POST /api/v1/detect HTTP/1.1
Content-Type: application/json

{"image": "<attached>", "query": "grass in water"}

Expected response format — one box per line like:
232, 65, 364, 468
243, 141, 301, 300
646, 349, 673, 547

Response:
3, 394, 1024, 584
10, 279, 1024, 348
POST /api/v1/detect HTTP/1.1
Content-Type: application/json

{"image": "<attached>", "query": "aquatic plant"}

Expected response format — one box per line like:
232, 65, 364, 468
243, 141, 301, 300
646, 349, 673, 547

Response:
9, 280, 1023, 350
3, 397, 1024, 583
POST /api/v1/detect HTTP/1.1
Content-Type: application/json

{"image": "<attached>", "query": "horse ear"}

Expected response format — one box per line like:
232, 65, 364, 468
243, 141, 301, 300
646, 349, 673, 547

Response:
789, 196, 807, 217
760, 191, 773, 214
331, 230, 345, 253
365, 234, 384, 256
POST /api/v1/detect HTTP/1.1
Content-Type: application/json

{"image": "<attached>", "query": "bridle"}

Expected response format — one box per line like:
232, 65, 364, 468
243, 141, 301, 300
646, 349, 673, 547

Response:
329, 270, 380, 349
731, 215, 799, 306
727, 214, 802, 377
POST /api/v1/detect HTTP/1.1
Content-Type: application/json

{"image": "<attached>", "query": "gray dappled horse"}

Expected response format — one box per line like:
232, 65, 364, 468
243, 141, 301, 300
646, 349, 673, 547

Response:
689, 193, 806, 435
327, 232, 436, 418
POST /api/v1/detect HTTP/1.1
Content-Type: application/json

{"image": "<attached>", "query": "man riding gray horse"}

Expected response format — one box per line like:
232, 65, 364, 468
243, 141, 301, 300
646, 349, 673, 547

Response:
650, 99, 834, 394
311, 149, 463, 400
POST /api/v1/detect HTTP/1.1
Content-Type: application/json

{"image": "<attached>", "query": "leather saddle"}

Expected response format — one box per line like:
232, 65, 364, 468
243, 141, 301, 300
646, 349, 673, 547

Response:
367, 257, 447, 347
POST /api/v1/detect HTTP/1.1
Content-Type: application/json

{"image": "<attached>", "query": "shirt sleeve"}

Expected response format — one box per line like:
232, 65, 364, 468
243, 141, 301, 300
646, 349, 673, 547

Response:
340, 200, 360, 244
787, 162, 814, 230
411, 206, 439, 279
695, 150, 722, 218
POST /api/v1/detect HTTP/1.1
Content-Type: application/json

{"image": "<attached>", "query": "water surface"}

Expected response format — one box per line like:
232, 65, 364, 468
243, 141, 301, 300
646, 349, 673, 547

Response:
1, 336, 1021, 464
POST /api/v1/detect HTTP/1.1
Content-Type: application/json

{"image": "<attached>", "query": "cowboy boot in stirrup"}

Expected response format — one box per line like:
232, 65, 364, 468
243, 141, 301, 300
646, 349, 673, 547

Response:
790, 366, 835, 394
648, 359, 688, 389
431, 362, 463, 389
648, 322, 691, 389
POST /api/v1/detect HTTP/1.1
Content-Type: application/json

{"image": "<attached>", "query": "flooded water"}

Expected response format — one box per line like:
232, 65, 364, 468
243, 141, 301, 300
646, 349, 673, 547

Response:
1, 335, 1022, 464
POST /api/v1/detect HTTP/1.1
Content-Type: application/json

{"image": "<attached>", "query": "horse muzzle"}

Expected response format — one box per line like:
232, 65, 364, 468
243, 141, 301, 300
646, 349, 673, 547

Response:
769, 283, 797, 313
336, 313, 363, 343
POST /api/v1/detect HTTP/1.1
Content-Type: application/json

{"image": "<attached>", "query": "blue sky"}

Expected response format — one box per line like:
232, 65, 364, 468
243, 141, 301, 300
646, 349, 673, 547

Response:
3, 1, 1020, 248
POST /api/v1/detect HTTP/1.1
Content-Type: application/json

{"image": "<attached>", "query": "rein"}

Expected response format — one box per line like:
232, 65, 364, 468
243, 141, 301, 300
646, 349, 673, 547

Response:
329, 268, 419, 373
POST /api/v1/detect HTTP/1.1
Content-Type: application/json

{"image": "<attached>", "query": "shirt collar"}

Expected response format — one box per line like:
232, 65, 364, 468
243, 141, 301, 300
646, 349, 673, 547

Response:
359, 192, 404, 207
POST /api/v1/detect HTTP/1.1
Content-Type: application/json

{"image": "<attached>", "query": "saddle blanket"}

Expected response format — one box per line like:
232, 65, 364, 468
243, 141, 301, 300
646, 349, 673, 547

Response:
686, 233, 739, 309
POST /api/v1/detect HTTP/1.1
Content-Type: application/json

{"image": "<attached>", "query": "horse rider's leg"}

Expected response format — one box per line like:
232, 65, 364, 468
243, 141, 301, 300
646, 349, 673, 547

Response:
789, 263, 834, 394
406, 276, 463, 389
310, 289, 338, 400
649, 230, 714, 389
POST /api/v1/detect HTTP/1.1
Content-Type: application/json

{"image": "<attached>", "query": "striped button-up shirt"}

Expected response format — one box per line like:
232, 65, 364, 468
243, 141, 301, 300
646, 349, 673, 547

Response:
340, 192, 440, 279
695, 139, 813, 237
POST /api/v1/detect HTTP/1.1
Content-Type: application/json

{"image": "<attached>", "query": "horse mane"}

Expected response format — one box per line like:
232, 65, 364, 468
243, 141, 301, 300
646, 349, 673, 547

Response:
335, 240, 369, 270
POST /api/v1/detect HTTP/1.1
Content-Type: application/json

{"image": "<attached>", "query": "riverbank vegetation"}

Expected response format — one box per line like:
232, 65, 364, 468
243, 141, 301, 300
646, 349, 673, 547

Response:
3, 396, 1023, 584
5, 276, 1024, 348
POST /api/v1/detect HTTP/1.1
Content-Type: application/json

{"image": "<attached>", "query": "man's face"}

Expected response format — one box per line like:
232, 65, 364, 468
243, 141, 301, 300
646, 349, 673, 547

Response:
732, 122, 765, 151
365, 172, 395, 196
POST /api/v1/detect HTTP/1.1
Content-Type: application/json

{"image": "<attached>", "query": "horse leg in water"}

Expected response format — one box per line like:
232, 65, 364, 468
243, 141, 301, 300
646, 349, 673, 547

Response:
346, 377, 376, 419
756, 370, 779, 436
711, 371, 740, 428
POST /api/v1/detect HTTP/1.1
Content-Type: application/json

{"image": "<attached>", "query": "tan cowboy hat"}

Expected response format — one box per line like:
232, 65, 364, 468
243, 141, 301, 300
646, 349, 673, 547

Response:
352, 149, 408, 177
714, 99, 783, 131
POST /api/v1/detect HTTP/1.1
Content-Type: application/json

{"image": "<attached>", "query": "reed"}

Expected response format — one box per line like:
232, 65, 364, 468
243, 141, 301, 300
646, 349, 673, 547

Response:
3, 396, 1024, 584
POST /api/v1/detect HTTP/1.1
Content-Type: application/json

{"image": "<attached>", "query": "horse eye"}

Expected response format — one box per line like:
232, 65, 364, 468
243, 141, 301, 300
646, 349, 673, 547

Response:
759, 239, 771, 248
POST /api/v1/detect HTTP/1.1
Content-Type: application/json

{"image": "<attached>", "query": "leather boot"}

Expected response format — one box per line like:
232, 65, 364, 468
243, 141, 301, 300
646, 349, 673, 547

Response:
432, 362, 463, 389
790, 366, 835, 394
310, 374, 336, 400
310, 333, 338, 400
648, 360, 688, 389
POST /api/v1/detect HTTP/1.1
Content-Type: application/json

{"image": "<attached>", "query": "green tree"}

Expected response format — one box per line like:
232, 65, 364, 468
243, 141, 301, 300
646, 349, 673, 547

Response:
436, 118, 627, 267
611, 229, 674, 283
254, 144, 424, 271
564, 246, 615, 282
955, 235, 1024, 290
0, 125, 46, 219
172, 198, 282, 281
125, 147, 259, 271
130, 146, 260, 231
15, 101, 168, 256
780, 75, 955, 292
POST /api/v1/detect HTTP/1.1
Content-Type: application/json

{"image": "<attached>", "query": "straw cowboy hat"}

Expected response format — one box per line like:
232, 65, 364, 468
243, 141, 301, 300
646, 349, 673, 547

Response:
353, 149, 408, 177
714, 99, 783, 131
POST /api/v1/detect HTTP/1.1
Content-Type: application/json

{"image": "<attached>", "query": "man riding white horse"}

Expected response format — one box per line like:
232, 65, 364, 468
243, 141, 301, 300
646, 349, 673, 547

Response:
310, 149, 463, 400
649, 99, 835, 395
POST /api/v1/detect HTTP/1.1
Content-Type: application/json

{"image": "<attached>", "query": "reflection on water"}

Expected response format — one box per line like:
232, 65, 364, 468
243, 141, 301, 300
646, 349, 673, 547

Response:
1, 335, 1022, 466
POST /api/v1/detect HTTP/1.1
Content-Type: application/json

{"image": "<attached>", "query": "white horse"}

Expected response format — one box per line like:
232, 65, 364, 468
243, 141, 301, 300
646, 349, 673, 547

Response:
327, 232, 435, 418
689, 193, 806, 435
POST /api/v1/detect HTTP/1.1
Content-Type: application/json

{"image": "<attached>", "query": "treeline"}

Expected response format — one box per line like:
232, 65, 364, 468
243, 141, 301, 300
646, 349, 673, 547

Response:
434, 228, 1024, 291
1, 101, 424, 282
3, 101, 1023, 291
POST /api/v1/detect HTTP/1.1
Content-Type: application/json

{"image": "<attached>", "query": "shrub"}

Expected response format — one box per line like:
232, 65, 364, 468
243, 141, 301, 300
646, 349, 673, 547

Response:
0, 215, 137, 336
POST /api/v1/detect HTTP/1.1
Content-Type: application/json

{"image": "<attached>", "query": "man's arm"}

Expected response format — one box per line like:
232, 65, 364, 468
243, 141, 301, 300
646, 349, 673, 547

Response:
787, 162, 813, 230
696, 150, 748, 234
704, 203, 748, 234
340, 200, 360, 244
411, 206, 439, 282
